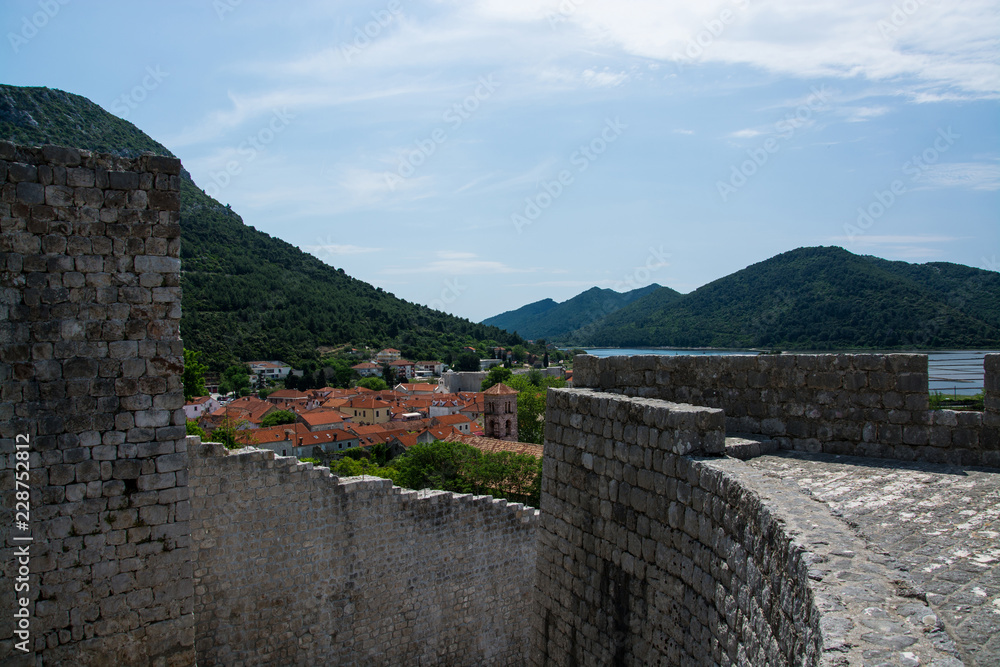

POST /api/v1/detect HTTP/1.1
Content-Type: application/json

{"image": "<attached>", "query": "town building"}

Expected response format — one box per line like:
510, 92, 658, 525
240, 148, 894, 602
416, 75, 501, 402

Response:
483, 383, 518, 441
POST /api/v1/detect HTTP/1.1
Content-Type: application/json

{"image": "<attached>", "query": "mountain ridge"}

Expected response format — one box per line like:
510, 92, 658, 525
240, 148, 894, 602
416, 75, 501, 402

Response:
482, 283, 667, 341
0, 84, 523, 368
575, 246, 1000, 349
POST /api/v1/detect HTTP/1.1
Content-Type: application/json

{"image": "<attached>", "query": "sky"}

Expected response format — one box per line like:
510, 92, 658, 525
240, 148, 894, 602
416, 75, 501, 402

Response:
2, 0, 998, 322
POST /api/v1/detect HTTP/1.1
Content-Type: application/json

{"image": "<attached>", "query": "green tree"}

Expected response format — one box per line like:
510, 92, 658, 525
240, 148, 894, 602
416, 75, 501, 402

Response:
512, 345, 527, 363
260, 410, 297, 428
211, 416, 253, 449
182, 349, 208, 400
481, 366, 513, 391
357, 376, 388, 391
455, 351, 480, 372
219, 364, 251, 397
392, 441, 480, 493
186, 420, 207, 439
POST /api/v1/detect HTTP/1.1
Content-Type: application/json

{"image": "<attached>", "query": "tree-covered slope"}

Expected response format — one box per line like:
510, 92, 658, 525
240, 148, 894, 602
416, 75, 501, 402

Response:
580, 246, 1000, 350
0, 84, 522, 368
483, 284, 669, 341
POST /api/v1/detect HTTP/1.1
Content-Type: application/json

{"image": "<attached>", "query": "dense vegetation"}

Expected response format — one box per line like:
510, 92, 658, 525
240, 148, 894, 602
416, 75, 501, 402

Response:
577, 247, 1000, 349
1, 84, 523, 369
329, 441, 542, 506
482, 284, 668, 341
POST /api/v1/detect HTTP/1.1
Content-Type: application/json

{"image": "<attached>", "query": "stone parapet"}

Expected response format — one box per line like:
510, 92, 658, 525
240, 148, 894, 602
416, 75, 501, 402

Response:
189, 438, 539, 666
574, 353, 999, 467
533, 387, 961, 666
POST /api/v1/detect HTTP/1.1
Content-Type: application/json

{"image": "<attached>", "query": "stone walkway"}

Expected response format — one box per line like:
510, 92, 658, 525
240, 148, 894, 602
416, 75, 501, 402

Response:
746, 452, 1000, 667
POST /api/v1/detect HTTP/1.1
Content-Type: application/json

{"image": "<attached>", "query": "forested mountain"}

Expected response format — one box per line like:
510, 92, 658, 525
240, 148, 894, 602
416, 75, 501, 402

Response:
0, 84, 522, 368
482, 284, 668, 341
579, 246, 1000, 349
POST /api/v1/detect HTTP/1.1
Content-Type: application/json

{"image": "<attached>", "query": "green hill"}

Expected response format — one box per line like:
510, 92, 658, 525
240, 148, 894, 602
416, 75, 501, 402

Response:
0, 84, 522, 368
580, 246, 1000, 350
483, 284, 668, 341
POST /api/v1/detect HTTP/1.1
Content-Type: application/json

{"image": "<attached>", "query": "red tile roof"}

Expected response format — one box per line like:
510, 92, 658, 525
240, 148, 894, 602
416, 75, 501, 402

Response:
443, 433, 544, 459
484, 383, 518, 396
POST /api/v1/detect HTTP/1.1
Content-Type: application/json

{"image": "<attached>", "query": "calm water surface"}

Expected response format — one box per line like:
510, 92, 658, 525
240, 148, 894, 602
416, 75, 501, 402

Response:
581, 348, 997, 396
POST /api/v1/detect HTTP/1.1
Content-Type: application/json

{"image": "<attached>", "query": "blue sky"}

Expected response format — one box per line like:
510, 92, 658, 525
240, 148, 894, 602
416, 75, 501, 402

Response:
2, 0, 998, 322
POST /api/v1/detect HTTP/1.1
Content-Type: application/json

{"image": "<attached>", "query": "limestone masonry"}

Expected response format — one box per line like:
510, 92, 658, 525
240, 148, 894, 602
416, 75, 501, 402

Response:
0, 142, 192, 664
574, 353, 1000, 467
189, 442, 537, 665
2, 143, 998, 665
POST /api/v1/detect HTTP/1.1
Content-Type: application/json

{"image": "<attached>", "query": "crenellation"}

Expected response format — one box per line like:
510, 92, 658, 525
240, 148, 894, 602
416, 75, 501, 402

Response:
3, 140, 997, 665
575, 353, 999, 467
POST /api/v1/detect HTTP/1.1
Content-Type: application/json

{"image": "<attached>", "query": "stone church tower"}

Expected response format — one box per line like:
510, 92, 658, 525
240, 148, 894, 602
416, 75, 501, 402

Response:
483, 383, 518, 441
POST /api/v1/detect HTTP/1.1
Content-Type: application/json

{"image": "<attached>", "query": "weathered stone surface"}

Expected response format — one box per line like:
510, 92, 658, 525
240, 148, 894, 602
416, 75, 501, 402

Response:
573, 353, 999, 467
0, 143, 190, 666
189, 441, 537, 666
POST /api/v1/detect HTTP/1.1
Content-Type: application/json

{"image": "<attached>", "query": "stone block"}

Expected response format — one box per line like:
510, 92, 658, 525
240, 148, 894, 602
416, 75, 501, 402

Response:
108, 171, 140, 190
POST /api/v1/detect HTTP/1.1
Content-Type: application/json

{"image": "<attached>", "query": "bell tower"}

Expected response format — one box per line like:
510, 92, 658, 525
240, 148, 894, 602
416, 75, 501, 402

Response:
483, 383, 518, 441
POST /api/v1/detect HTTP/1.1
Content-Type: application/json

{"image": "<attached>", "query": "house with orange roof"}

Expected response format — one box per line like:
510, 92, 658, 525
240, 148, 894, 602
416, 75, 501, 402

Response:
238, 423, 360, 458
458, 398, 485, 425
396, 382, 441, 395
245, 360, 292, 381
414, 361, 444, 376
352, 362, 382, 378
342, 396, 393, 425
432, 413, 475, 435
296, 408, 349, 432
429, 397, 465, 418
265, 389, 310, 405
184, 396, 221, 421
347, 424, 412, 448
387, 432, 419, 450
200, 396, 276, 431
416, 425, 461, 444
321, 397, 351, 411
387, 359, 416, 379
375, 348, 401, 364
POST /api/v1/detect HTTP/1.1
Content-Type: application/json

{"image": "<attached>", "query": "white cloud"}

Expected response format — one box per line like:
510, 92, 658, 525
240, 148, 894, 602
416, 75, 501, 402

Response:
913, 162, 1000, 191
382, 251, 535, 275
304, 244, 383, 255
466, 0, 1000, 98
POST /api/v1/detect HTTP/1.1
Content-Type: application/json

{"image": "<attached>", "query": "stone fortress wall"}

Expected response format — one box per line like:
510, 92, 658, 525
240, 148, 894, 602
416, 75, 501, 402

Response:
1, 142, 996, 665
0, 142, 193, 664
533, 389, 824, 665
188, 440, 538, 666
574, 353, 1000, 467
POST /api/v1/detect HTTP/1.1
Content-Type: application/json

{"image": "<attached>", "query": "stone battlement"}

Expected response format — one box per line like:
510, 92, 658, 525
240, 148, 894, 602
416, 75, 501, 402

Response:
574, 352, 1000, 467
189, 440, 538, 665
2, 142, 997, 665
